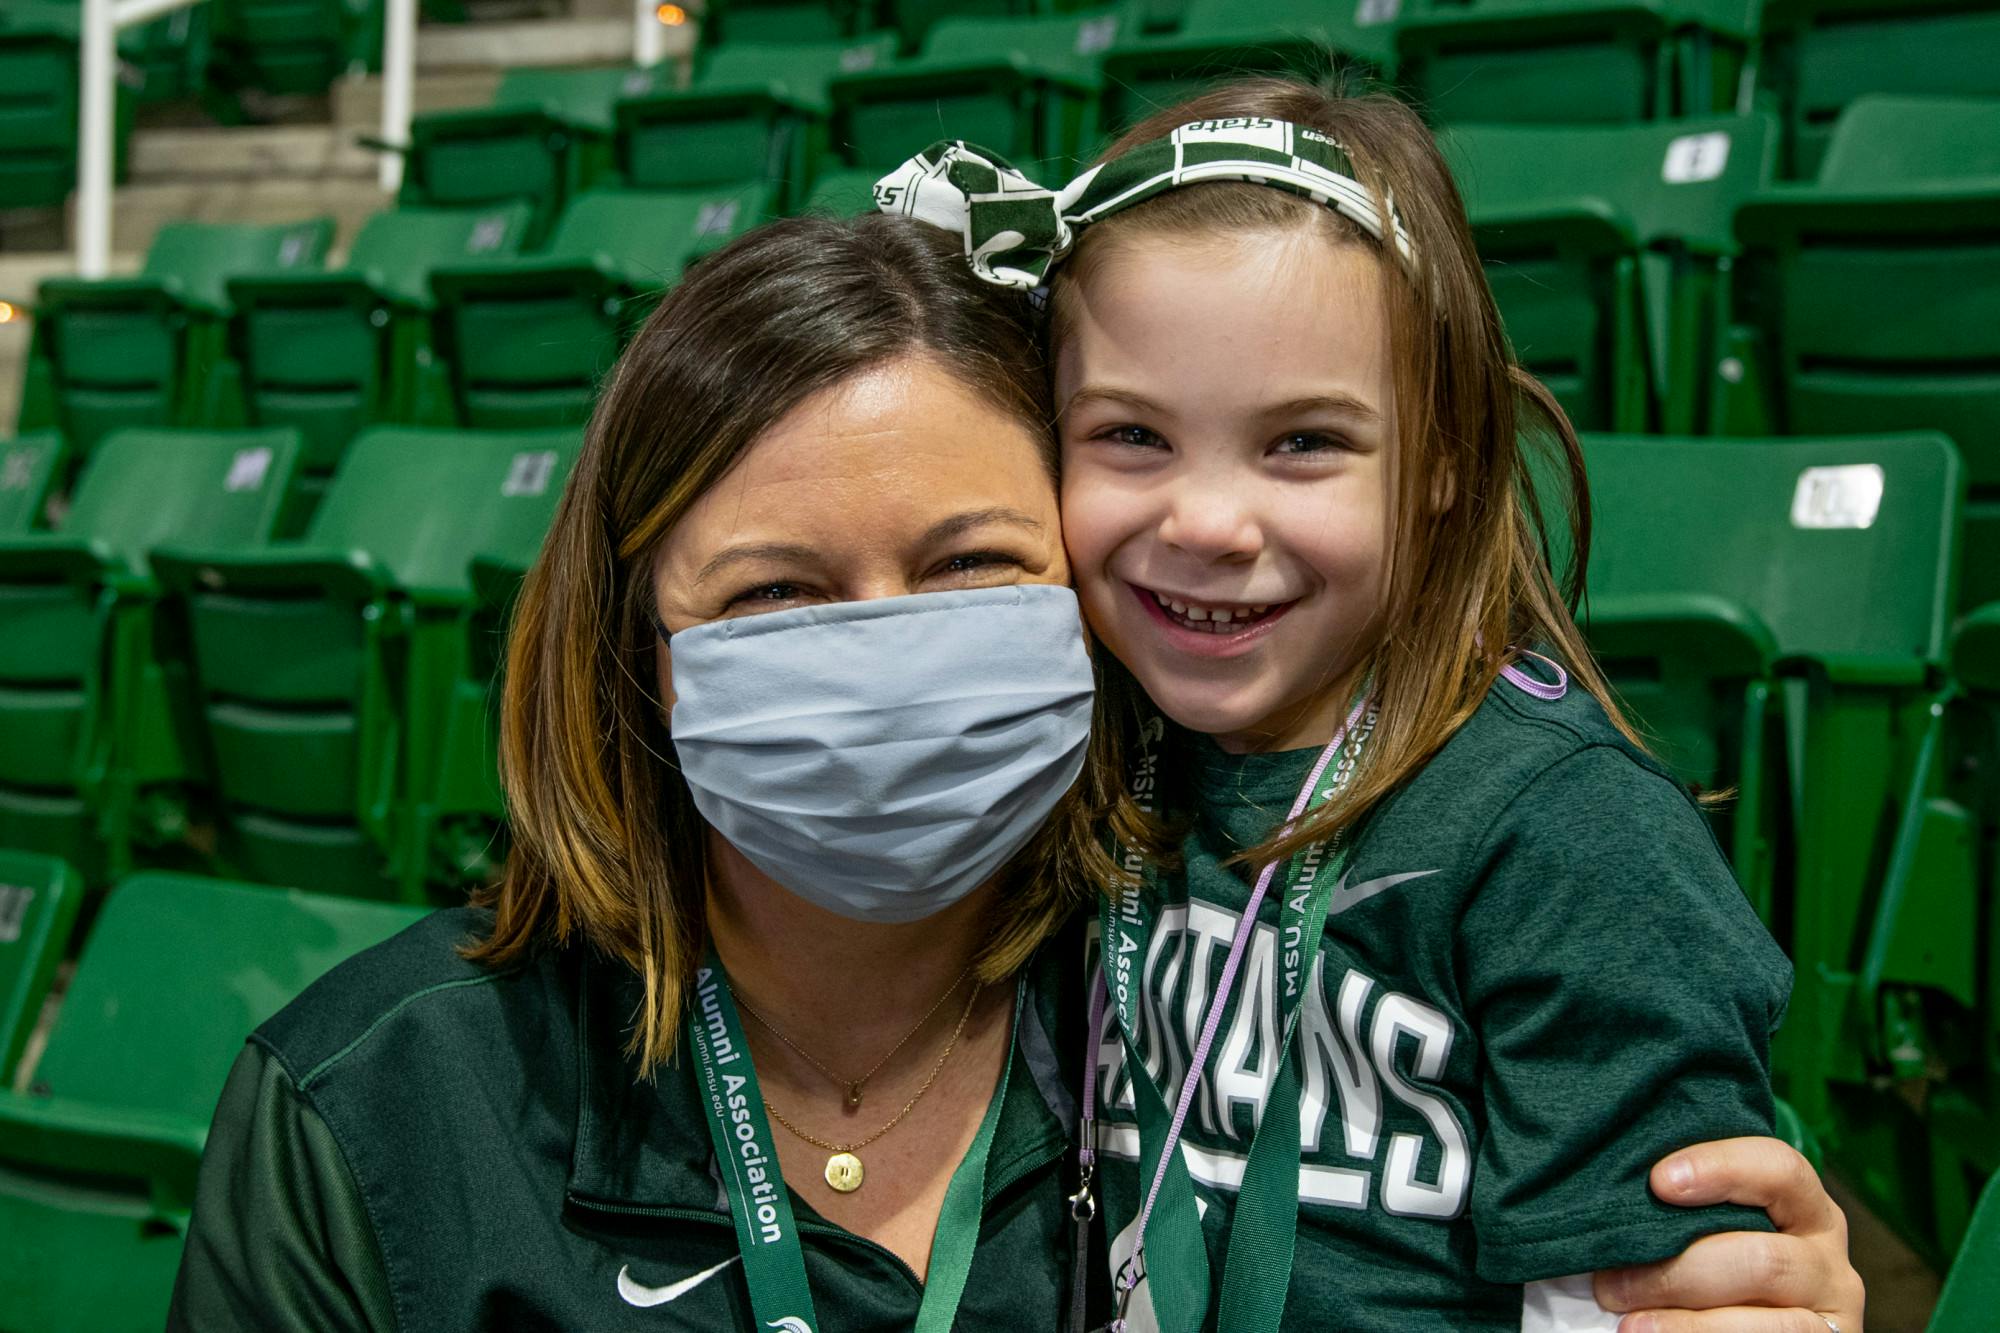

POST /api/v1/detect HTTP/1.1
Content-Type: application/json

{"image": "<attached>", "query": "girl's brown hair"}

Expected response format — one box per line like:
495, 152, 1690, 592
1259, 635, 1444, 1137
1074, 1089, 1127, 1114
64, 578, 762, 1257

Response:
468, 212, 1123, 1073
1052, 77, 1638, 870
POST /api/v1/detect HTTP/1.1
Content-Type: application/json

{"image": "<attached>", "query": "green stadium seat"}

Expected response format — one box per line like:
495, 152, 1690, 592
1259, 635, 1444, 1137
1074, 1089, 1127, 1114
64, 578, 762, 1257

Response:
1093, 0, 1398, 141
0, 428, 304, 884
151, 427, 579, 900
615, 34, 898, 210
1731, 96, 2000, 607
1931, 1168, 2000, 1332
0, 872, 427, 1333
1578, 429, 1976, 1260
1443, 112, 1775, 433
425, 551, 532, 885
1396, 0, 1760, 126
708, 0, 866, 44
0, 850, 81, 1085
886, 0, 1036, 53
801, 164, 885, 214
828, 8, 1124, 172
1760, 0, 2000, 179
210, 0, 377, 98
0, 433, 68, 535
226, 203, 534, 479
429, 183, 768, 429
0, 1, 136, 209
28, 218, 335, 458
397, 64, 675, 244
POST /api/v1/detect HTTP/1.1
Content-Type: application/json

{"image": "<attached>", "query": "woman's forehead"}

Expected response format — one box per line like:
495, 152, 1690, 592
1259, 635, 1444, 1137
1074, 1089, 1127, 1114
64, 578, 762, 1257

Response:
660, 358, 1058, 565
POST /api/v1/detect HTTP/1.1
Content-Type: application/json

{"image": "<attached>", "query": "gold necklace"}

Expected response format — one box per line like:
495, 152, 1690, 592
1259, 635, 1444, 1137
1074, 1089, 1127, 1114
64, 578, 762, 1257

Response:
734, 963, 973, 1111
762, 980, 982, 1194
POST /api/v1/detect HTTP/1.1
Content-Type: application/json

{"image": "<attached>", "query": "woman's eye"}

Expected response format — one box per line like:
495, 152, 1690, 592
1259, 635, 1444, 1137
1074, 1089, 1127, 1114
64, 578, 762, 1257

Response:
725, 582, 807, 609
936, 551, 1020, 578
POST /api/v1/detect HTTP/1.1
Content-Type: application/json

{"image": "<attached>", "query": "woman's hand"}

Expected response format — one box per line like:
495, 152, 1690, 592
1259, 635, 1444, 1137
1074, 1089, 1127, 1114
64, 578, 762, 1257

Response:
1592, 1138, 1866, 1333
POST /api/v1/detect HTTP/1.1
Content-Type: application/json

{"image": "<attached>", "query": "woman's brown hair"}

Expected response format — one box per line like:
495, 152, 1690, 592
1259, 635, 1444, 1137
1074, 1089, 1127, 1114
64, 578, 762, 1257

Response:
1051, 77, 1640, 871
468, 212, 1124, 1073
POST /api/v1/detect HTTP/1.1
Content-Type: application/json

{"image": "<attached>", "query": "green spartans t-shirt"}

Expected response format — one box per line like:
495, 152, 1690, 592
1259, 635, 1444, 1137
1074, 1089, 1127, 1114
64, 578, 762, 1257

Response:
1091, 678, 1793, 1331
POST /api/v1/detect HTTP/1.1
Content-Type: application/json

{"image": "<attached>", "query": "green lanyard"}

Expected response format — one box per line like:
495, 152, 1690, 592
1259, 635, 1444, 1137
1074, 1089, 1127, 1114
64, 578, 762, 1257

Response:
1095, 702, 1376, 1333
688, 949, 1019, 1333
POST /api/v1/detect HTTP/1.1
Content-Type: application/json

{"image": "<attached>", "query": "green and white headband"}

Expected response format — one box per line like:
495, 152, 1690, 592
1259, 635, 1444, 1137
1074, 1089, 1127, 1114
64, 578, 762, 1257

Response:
873, 116, 1417, 292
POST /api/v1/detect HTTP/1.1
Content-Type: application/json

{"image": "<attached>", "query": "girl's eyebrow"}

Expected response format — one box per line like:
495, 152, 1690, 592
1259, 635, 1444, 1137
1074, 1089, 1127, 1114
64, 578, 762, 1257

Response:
1060, 385, 1171, 417
1260, 393, 1383, 423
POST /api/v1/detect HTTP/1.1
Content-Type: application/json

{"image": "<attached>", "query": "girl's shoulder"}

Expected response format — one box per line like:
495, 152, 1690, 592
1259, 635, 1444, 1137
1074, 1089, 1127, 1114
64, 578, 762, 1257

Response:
1358, 670, 1705, 880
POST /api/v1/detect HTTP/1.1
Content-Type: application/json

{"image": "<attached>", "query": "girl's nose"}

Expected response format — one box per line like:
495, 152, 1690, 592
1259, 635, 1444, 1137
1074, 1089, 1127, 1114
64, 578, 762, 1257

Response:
1157, 479, 1263, 563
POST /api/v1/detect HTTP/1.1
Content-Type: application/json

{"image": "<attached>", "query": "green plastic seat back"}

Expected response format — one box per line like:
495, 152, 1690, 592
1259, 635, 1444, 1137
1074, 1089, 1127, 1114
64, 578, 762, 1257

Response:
62, 427, 304, 578
802, 166, 884, 214
698, 32, 899, 96
621, 36, 898, 194
0, 850, 81, 1083
1735, 96, 2000, 604
1447, 114, 1774, 429
0, 8, 86, 208
1815, 95, 2000, 188
1583, 431, 1961, 668
0, 433, 67, 534
305, 427, 580, 600
1399, 0, 1759, 126
712, 0, 857, 44
1764, 0, 2000, 177
547, 184, 765, 280
889, 0, 1033, 51
140, 217, 334, 313
492, 64, 668, 134
29, 873, 427, 1120
1932, 1166, 2000, 1331
1096, 0, 1397, 136
344, 202, 534, 306
836, 9, 1120, 169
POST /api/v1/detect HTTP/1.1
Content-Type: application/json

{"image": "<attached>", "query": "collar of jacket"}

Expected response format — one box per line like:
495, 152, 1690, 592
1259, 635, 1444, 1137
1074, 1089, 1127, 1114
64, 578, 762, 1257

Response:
562, 927, 1082, 1217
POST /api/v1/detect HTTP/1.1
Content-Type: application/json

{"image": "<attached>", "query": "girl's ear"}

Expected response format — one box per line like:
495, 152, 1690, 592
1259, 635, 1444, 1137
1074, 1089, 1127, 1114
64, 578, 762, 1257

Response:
1427, 460, 1458, 514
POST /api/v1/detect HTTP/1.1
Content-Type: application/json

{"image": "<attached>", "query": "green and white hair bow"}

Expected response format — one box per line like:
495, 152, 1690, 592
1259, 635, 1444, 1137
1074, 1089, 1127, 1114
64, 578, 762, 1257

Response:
873, 116, 1417, 291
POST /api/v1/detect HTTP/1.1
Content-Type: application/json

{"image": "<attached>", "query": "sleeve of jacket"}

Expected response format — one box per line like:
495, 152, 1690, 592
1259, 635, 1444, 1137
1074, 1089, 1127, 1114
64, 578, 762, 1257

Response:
167, 1041, 397, 1332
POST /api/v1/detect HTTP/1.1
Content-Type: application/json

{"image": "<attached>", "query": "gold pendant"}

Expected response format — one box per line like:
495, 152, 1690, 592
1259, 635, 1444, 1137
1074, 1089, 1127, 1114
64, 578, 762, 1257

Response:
844, 1083, 863, 1111
824, 1151, 864, 1193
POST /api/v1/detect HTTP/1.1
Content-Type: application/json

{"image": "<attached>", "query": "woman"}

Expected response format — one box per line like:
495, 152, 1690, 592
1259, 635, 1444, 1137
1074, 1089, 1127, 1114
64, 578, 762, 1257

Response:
169, 213, 1864, 1331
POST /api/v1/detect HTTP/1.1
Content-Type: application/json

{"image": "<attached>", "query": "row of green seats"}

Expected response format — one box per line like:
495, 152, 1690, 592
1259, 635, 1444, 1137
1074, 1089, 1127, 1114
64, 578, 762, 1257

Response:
16, 181, 765, 471
1568, 429, 1995, 1267
0, 424, 575, 901
0, 854, 429, 1332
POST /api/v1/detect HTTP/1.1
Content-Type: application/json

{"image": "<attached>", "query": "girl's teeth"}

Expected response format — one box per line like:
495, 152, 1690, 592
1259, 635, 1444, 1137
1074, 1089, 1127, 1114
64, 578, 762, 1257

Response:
1148, 589, 1283, 632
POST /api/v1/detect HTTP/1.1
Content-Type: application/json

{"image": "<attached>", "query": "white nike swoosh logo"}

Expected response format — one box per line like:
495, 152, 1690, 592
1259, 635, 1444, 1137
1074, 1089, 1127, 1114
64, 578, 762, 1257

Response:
1326, 869, 1440, 916
617, 1255, 741, 1308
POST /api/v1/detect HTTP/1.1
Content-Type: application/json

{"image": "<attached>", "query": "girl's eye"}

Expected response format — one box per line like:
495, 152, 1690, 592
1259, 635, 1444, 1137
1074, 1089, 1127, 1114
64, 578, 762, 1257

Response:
1273, 431, 1348, 456
1098, 424, 1165, 450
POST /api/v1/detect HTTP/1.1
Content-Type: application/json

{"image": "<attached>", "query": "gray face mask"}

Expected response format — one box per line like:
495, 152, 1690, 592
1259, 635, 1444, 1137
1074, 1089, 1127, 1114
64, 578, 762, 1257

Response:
666, 584, 1095, 924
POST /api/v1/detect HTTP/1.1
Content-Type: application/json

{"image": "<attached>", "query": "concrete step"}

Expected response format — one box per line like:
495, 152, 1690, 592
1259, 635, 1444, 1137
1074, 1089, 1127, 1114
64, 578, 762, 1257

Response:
130, 125, 375, 182
333, 68, 507, 132
417, 16, 656, 69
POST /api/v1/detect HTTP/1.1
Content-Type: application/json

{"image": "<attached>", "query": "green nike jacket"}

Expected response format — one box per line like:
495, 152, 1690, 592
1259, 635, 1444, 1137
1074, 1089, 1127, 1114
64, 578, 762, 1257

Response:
166, 908, 1105, 1331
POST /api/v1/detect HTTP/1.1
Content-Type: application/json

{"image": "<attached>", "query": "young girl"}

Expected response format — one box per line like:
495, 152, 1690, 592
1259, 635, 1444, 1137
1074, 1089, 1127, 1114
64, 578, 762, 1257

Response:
883, 79, 1796, 1331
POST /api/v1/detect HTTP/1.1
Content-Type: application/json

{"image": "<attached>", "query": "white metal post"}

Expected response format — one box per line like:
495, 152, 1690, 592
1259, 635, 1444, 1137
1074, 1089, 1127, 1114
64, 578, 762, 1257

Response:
634, 0, 665, 68
76, 0, 118, 278
379, 0, 416, 192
